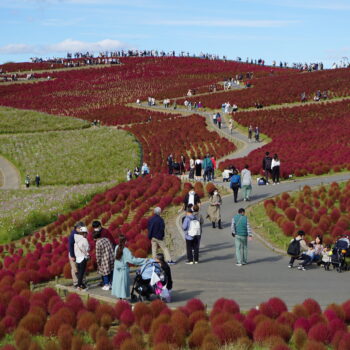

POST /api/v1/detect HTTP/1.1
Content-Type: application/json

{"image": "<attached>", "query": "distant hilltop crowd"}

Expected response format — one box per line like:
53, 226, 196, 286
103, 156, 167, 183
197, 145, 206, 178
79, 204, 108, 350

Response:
26, 49, 350, 70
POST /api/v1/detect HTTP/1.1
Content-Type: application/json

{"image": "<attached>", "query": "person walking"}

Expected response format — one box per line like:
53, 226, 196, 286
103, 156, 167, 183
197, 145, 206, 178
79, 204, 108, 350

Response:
111, 235, 147, 300
210, 155, 216, 180
207, 188, 222, 229
25, 174, 30, 188
148, 207, 175, 264
228, 119, 233, 134
183, 188, 201, 211
35, 174, 40, 187
254, 126, 260, 142
182, 207, 201, 264
194, 156, 202, 181
189, 156, 195, 180
217, 114, 222, 129
262, 152, 273, 184
94, 231, 115, 290
68, 221, 87, 288
202, 154, 213, 181
230, 169, 241, 202
167, 154, 174, 175
271, 154, 281, 184
231, 208, 253, 266
241, 165, 252, 201
248, 125, 253, 142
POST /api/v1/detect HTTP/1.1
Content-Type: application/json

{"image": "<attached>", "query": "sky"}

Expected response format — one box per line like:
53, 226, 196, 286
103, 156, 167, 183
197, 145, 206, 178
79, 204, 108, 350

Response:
0, 0, 349, 67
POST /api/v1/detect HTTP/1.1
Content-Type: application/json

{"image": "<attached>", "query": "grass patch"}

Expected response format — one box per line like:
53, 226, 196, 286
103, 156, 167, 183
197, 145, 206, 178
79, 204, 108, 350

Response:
0, 127, 140, 185
0, 181, 116, 243
247, 201, 291, 252
0, 106, 89, 133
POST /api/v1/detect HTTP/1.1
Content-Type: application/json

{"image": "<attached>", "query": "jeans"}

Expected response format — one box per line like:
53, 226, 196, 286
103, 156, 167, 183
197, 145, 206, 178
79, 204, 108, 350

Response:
235, 235, 248, 264
186, 237, 200, 262
231, 184, 239, 202
272, 166, 280, 183
242, 185, 252, 200
102, 272, 113, 285
204, 168, 212, 181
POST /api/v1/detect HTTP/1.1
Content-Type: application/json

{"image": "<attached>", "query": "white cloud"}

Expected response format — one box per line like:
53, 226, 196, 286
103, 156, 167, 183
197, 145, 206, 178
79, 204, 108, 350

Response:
0, 43, 36, 54
146, 19, 298, 28
0, 39, 130, 55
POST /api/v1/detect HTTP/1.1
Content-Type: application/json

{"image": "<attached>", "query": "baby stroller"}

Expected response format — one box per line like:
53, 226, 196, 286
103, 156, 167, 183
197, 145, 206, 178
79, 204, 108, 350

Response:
331, 236, 350, 272
172, 162, 181, 175
131, 260, 166, 302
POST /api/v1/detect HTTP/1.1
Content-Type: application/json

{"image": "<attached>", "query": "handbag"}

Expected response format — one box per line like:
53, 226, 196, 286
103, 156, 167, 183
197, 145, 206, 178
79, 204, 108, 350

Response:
232, 216, 243, 238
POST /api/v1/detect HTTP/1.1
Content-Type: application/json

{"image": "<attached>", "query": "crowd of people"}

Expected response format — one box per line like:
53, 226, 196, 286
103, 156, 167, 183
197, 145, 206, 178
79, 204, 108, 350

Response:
126, 163, 149, 181
68, 212, 174, 301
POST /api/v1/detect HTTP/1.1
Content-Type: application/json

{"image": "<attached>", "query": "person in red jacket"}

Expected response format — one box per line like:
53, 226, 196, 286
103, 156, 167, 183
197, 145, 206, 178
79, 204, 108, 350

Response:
90, 221, 116, 248
211, 155, 217, 180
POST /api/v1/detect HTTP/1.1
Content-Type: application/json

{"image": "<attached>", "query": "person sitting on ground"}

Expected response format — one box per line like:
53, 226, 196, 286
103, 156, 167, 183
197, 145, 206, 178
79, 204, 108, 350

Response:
311, 235, 323, 262
141, 163, 150, 176
288, 230, 308, 268
298, 243, 315, 271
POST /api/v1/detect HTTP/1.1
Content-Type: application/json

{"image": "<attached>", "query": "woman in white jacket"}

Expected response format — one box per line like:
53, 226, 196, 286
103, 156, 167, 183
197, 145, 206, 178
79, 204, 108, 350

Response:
271, 154, 281, 184
74, 228, 90, 290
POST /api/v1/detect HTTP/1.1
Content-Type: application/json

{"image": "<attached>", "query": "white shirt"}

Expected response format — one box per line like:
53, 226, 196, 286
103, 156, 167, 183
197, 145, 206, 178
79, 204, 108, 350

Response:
271, 159, 281, 168
74, 234, 90, 263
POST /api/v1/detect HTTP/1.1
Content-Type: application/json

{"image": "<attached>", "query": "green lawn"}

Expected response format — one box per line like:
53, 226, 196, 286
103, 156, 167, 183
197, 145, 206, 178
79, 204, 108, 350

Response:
0, 127, 140, 185
0, 181, 116, 243
0, 106, 89, 133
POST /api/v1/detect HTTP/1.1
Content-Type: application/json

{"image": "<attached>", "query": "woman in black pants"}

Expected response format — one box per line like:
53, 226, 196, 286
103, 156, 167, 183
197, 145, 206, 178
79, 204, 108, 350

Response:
271, 154, 281, 184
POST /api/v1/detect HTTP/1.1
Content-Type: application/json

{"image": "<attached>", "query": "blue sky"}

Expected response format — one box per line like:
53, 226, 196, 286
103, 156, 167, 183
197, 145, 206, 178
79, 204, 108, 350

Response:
0, 0, 349, 66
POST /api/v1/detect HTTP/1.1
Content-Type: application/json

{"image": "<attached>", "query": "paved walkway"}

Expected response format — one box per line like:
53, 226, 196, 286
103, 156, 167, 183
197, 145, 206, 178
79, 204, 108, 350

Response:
0, 155, 20, 189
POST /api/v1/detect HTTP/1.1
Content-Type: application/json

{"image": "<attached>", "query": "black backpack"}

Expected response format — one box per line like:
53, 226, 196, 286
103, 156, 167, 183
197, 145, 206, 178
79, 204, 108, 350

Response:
287, 239, 300, 256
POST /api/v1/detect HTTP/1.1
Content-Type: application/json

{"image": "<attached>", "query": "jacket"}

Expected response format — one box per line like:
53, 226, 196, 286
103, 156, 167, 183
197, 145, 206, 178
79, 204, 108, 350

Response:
231, 214, 252, 237
230, 174, 241, 188
68, 229, 78, 258
148, 214, 165, 240
202, 157, 213, 170
74, 234, 89, 263
241, 169, 252, 186
182, 214, 196, 240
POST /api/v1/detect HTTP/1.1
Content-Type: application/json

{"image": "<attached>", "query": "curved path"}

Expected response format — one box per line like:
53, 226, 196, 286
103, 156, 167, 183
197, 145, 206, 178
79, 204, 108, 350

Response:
0, 155, 20, 189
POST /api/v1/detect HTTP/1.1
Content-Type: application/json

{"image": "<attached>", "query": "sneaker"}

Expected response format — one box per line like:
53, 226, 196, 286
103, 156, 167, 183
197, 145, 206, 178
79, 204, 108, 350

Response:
73, 283, 78, 288
297, 266, 303, 270
102, 285, 110, 291
167, 260, 176, 265
236, 263, 242, 266
194, 261, 199, 264
185, 261, 194, 265
288, 264, 293, 268
242, 262, 247, 265
301, 267, 306, 271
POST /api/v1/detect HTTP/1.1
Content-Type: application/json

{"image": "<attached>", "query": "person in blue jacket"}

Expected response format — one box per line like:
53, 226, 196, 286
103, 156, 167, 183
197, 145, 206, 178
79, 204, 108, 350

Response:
230, 169, 241, 203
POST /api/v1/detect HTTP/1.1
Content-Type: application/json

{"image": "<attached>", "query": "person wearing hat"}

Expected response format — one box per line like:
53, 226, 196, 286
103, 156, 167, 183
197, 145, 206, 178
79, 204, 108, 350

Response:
74, 226, 90, 291
68, 222, 87, 287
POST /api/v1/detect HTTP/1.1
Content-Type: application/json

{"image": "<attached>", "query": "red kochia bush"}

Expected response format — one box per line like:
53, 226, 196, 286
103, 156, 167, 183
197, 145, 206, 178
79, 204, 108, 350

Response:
114, 300, 131, 319
213, 319, 246, 345
302, 299, 321, 316
211, 298, 240, 318
185, 298, 206, 314
308, 323, 331, 344
259, 297, 288, 319
119, 309, 135, 327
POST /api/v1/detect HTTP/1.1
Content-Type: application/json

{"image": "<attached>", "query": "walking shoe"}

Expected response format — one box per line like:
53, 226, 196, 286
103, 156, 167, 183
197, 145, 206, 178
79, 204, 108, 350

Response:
101, 285, 110, 291
236, 263, 242, 266
288, 264, 293, 268
167, 260, 176, 265
194, 261, 199, 264
185, 261, 194, 265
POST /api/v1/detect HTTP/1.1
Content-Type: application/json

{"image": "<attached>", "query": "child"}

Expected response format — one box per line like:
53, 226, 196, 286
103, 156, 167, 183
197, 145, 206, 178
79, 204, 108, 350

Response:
298, 243, 315, 271
320, 244, 332, 270
74, 227, 90, 290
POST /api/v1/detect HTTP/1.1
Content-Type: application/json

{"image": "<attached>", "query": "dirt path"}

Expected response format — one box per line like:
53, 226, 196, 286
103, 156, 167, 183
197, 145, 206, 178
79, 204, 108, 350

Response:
0, 155, 20, 189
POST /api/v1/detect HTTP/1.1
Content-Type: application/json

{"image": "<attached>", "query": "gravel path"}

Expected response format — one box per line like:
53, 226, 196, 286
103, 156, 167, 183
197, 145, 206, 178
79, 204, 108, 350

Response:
0, 155, 20, 189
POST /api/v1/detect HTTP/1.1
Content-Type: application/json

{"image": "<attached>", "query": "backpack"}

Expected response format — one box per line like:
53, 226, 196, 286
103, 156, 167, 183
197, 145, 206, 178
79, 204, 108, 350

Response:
287, 239, 300, 256
188, 218, 201, 237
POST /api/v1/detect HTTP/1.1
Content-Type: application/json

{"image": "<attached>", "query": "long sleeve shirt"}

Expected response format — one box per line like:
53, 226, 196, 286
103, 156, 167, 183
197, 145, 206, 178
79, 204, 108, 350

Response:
231, 216, 252, 236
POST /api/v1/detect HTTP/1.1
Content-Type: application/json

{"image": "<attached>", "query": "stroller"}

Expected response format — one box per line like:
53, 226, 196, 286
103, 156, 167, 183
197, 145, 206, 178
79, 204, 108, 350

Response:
131, 260, 166, 302
331, 236, 350, 272
172, 162, 181, 175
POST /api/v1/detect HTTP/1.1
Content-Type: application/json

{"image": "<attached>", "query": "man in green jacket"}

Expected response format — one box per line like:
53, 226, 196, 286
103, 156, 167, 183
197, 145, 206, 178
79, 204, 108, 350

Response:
202, 154, 213, 181
231, 208, 253, 266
